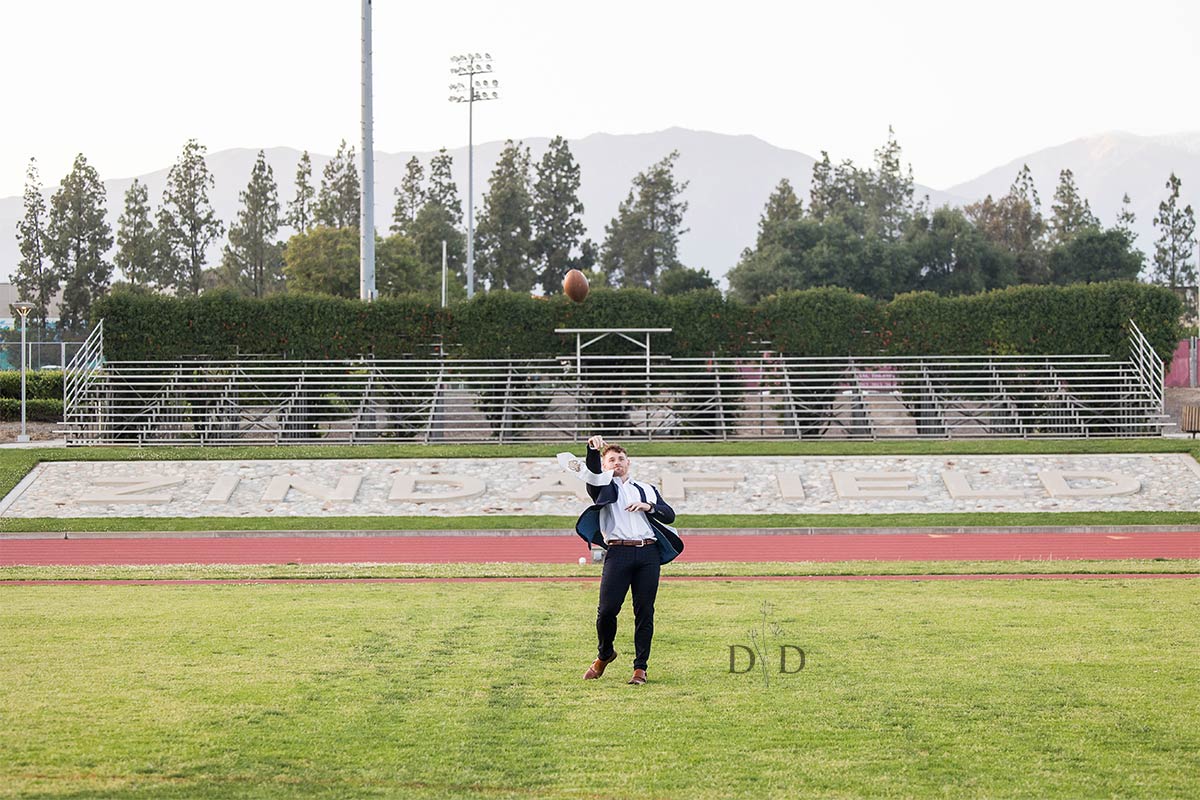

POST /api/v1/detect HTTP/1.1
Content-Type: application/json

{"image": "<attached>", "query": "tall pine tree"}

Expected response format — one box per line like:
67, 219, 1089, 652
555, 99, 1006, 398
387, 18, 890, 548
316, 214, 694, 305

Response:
114, 179, 158, 289
532, 136, 590, 294
1151, 172, 1197, 288
158, 139, 225, 296
221, 150, 283, 297
755, 178, 804, 248
1116, 192, 1137, 240
865, 126, 914, 240
314, 140, 360, 229
726, 178, 808, 304
475, 140, 535, 292
410, 148, 465, 282
600, 151, 689, 291
46, 154, 112, 333
13, 158, 58, 337
287, 151, 315, 234
807, 151, 865, 228
965, 164, 1048, 284
391, 156, 425, 235
1049, 168, 1099, 245
426, 148, 462, 224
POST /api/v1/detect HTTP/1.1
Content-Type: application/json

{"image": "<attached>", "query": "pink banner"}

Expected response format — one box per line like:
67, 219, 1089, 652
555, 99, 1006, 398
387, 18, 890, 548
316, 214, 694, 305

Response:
1165, 339, 1191, 387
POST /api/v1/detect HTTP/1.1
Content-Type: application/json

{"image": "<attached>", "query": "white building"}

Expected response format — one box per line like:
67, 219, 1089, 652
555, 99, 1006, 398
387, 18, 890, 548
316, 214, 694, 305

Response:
0, 282, 62, 332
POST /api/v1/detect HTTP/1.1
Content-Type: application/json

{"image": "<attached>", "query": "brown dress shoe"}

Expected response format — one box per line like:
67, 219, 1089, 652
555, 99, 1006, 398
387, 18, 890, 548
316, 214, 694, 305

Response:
628, 668, 647, 685
583, 653, 617, 680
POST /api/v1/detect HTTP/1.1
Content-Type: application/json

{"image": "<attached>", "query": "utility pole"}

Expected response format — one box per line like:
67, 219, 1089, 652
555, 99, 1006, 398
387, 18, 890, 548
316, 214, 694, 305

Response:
360, 0, 377, 301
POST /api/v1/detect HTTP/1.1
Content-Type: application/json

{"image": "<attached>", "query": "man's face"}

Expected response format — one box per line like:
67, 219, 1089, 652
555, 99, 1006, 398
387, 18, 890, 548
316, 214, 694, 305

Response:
602, 448, 630, 479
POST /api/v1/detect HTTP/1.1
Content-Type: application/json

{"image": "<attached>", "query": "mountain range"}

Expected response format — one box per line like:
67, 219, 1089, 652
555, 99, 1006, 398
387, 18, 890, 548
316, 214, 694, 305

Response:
2, 127, 1198, 288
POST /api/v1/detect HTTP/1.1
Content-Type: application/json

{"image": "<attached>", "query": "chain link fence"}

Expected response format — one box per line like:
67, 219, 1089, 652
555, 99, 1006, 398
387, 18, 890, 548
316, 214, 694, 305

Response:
0, 340, 86, 372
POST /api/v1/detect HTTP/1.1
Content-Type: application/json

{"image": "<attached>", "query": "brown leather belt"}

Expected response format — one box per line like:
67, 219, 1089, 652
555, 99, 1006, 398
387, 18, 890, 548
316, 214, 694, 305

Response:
605, 538, 656, 547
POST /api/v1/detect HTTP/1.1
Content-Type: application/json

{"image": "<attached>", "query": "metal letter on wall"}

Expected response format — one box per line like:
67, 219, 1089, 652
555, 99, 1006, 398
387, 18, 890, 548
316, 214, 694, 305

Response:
660, 472, 746, 503
941, 470, 1026, 499
77, 477, 186, 505
776, 473, 807, 501
205, 476, 240, 505
513, 475, 591, 502
1038, 471, 1141, 498
830, 471, 925, 499
389, 474, 486, 503
261, 475, 363, 503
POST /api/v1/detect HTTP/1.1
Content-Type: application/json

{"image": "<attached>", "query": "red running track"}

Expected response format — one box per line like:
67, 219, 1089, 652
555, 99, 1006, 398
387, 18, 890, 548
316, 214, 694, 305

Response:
5, 575, 1199, 586
1, 531, 1198, 565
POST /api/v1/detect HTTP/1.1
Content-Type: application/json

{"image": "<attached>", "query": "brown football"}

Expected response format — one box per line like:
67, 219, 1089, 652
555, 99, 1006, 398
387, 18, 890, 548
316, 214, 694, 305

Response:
563, 269, 589, 303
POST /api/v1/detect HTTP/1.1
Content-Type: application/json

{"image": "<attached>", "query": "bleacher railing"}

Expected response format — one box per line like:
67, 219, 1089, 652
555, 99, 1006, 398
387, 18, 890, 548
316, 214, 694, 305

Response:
1127, 318, 1165, 413
61, 321, 1169, 445
62, 320, 104, 435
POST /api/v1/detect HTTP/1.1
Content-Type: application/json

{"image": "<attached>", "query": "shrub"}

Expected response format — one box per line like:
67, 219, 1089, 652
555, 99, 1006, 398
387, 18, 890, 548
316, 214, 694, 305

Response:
755, 288, 883, 355
92, 292, 449, 360
0, 370, 64, 401
0, 398, 63, 422
883, 282, 1182, 361
89, 282, 1184, 363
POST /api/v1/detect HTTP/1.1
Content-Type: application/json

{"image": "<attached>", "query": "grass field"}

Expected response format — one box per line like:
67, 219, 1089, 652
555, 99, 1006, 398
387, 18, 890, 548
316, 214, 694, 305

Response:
2, 577, 1198, 798
9, 510, 1200, 534
2, 558, 1198, 581
3, 439, 1199, 797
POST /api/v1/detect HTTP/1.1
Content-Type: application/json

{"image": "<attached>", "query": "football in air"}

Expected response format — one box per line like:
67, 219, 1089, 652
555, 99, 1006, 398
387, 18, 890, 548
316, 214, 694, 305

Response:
563, 269, 589, 303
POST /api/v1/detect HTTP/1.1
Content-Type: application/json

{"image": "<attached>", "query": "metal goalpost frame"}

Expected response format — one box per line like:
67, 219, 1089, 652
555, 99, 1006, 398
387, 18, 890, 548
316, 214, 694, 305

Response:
555, 328, 673, 379
61, 321, 1169, 446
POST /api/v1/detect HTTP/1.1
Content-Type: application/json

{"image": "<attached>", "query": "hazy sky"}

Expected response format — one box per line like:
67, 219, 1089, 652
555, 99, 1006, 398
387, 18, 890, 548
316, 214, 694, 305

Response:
3, 0, 1199, 198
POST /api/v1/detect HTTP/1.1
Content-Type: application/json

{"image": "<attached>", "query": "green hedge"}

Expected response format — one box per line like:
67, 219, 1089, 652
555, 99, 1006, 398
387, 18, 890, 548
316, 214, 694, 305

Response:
882, 283, 1182, 360
449, 289, 757, 358
756, 288, 883, 355
0, 398, 63, 422
661, 290, 754, 356
91, 282, 1184, 363
450, 292, 563, 358
0, 370, 63, 401
92, 291, 451, 361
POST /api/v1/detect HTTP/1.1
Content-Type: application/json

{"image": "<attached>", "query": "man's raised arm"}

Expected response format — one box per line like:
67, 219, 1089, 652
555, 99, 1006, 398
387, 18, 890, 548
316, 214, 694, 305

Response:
585, 435, 605, 500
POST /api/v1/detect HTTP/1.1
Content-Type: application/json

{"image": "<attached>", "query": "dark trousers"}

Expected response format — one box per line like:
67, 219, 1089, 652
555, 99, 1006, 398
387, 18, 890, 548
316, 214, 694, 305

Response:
596, 544, 661, 671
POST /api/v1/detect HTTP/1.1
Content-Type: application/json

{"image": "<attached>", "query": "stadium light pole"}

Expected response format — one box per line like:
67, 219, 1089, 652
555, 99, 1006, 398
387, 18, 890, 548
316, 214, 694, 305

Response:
360, 0, 377, 301
13, 302, 34, 443
449, 53, 499, 299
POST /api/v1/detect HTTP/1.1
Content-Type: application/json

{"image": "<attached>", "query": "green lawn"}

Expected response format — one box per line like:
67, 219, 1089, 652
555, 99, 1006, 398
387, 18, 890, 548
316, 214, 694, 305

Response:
2, 578, 1198, 798
2, 559, 1198, 582
7, 509, 1200, 534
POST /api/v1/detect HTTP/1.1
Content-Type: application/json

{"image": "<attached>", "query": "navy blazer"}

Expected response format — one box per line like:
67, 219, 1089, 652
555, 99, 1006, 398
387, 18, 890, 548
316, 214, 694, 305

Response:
574, 445, 684, 564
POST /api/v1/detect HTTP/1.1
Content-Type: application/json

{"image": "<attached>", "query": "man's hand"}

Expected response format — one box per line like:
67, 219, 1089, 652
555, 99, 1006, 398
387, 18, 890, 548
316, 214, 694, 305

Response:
625, 501, 652, 513
587, 435, 606, 451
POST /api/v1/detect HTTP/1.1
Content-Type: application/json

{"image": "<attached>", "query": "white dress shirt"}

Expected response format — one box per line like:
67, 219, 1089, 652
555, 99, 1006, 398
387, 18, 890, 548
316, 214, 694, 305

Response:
601, 476, 655, 542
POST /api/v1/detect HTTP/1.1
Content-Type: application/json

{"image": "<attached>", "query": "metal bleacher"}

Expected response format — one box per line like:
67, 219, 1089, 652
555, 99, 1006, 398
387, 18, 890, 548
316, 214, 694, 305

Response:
61, 320, 1169, 445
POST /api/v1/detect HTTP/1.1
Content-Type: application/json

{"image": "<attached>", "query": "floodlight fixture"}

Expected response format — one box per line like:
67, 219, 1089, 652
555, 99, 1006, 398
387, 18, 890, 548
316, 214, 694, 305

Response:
448, 51, 501, 299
